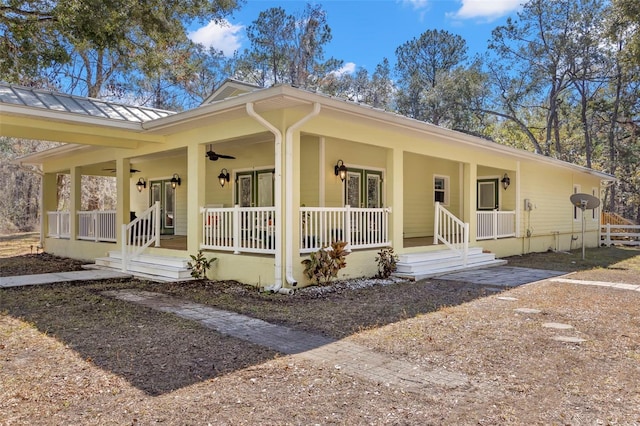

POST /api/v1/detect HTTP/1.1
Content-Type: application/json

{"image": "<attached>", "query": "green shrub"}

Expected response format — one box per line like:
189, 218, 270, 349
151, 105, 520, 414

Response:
301, 241, 350, 285
375, 247, 398, 278
187, 250, 216, 279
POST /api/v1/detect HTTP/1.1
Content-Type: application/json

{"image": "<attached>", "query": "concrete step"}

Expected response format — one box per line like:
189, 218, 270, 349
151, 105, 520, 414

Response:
396, 252, 497, 274
394, 259, 508, 281
393, 247, 507, 281
94, 252, 193, 281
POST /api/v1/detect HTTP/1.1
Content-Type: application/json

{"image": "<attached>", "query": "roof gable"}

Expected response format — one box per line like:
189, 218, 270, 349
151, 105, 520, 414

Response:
201, 79, 262, 104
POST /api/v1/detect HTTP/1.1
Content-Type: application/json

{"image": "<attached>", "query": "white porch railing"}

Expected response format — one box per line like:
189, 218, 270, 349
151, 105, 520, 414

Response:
77, 210, 117, 242
46, 211, 70, 238
201, 205, 276, 254
601, 223, 640, 246
121, 202, 160, 271
476, 210, 516, 240
433, 202, 469, 265
300, 206, 391, 253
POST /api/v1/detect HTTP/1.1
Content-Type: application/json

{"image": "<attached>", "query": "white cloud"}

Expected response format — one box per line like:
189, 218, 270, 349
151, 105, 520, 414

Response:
332, 62, 357, 77
402, 0, 429, 10
188, 20, 243, 56
448, 0, 522, 21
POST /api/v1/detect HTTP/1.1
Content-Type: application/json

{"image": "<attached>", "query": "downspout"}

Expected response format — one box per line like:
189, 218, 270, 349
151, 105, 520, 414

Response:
246, 103, 284, 292
284, 103, 321, 287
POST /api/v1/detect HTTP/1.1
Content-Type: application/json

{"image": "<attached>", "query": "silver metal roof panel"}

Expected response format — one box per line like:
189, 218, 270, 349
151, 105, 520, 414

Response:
0, 82, 175, 122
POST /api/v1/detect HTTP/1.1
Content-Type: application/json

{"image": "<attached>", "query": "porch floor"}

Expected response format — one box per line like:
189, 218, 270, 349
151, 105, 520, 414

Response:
158, 235, 438, 252
159, 235, 188, 251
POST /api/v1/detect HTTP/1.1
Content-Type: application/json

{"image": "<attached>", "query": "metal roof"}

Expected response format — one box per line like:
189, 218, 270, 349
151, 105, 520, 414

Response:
0, 82, 175, 123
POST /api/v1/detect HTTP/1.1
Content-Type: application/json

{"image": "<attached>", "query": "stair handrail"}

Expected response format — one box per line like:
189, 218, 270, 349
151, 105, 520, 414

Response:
121, 201, 161, 272
433, 201, 469, 266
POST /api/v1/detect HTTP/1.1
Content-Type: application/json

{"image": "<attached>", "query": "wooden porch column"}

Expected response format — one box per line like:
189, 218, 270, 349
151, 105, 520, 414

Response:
115, 158, 131, 246
387, 147, 403, 248
187, 143, 206, 255
69, 166, 81, 240
463, 162, 478, 244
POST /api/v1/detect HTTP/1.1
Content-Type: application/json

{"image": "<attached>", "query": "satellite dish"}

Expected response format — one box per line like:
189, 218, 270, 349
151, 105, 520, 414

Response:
569, 193, 601, 260
570, 193, 600, 210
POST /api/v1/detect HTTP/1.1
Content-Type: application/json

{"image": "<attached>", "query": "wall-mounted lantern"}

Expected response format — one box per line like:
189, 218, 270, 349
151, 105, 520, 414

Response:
170, 173, 181, 189
218, 168, 230, 187
136, 177, 146, 192
334, 159, 347, 182
501, 173, 511, 190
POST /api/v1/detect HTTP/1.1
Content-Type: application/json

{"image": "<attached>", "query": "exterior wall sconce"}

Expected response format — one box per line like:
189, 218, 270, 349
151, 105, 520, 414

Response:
334, 159, 347, 182
170, 173, 181, 189
136, 177, 146, 192
218, 168, 230, 187
501, 173, 511, 190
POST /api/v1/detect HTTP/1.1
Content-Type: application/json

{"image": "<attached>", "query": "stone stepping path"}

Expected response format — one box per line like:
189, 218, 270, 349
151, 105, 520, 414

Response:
103, 289, 468, 391
542, 322, 574, 330
514, 308, 541, 314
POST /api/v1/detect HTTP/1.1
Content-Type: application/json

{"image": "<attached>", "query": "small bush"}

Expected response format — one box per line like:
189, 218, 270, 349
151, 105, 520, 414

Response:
187, 250, 216, 279
375, 247, 398, 278
301, 241, 350, 285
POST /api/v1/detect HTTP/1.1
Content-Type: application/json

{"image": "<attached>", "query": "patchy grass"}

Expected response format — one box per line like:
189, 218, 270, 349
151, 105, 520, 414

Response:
2, 235, 640, 423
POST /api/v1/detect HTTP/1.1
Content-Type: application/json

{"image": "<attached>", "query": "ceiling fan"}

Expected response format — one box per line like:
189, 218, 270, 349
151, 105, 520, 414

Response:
206, 145, 235, 161
103, 168, 141, 173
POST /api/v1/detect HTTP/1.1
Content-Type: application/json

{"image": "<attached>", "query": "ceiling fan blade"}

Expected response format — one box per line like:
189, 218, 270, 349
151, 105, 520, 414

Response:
217, 154, 235, 159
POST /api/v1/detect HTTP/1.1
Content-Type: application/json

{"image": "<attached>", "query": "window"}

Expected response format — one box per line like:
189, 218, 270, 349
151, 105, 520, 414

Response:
573, 185, 581, 221
477, 179, 498, 210
434, 175, 449, 205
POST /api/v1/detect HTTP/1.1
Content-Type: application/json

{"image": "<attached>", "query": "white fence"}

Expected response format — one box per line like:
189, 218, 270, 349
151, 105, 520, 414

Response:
476, 210, 516, 240
201, 206, 277, 254
300, 206, 391, 253
77, 210, 117, 242
601, 223, 640, 246
433, 202, 469, 265
46, 211, 70, 238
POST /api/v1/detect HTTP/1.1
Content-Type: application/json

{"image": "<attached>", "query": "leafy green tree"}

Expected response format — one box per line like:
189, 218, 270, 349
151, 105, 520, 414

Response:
236, 4, 342, 89
394, 29, 468, 126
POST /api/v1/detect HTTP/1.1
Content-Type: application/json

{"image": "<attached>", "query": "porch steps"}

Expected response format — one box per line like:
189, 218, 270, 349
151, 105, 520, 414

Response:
394, 247, 507, 281
91, 251, 193, 282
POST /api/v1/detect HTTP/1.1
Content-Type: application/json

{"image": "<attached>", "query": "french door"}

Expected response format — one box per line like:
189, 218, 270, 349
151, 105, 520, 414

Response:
477, 178, 499, 210
150, 179, 175, 234
345, 169, 383, 208
236, 169, 274, 207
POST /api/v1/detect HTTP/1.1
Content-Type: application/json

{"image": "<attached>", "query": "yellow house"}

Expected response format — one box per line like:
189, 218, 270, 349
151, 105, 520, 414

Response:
0, 80, 613, 288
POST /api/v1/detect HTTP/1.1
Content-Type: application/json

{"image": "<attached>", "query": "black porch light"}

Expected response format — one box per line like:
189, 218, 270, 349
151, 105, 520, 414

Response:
334, 159, 347, 182
170, 173, 181, 189
218, 168, 230, 187
136, 177, 146, 192
501, 173, 511, 190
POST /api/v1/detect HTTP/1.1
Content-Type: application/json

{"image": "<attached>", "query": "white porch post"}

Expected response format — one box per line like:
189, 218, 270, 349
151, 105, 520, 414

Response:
463, 161, 478, 245
69, 166, 81, 240
42, 172, 58, 242
115, 158, 131, 247
187, 143, 206, 255
387, 147, 403, 248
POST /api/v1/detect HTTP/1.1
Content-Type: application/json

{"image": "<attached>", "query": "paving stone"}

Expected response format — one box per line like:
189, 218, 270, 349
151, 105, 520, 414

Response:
542, 322, 574, 330
552, 336, 586, 343
514, 308, 541, 314
497, 296, 518, 301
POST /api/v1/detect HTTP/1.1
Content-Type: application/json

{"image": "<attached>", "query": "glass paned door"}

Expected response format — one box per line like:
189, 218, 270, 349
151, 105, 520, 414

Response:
237, 174, 253, 207
365, 171, 382, 208
257, 171, 273, 207
150, 179, 175, 234
477, 179, 498, 210
346, 171, 361, 207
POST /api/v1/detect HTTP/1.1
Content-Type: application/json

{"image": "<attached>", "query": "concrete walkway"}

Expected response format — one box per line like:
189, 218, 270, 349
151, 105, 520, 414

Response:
0, 269, 132, 288
102, 289, 468, 391
438, 266, 567, 287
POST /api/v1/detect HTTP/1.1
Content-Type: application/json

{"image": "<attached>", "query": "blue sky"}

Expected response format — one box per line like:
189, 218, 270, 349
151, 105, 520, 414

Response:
188, 0, 524, 74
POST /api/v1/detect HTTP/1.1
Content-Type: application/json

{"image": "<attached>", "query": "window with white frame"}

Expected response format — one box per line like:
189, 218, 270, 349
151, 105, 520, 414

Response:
573, 184, 581, 221
434, 175, 449, 205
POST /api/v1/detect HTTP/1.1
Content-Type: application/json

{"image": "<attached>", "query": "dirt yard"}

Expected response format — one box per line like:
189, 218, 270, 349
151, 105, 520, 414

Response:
1, 234, 639, 424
